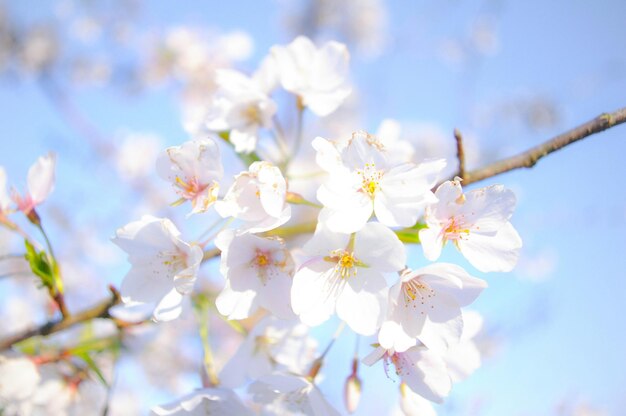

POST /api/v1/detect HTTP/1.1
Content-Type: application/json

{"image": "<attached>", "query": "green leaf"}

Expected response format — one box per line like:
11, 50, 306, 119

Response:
24, 240, 55, 289
77, 352, 109, 387
395, 223, 428, 244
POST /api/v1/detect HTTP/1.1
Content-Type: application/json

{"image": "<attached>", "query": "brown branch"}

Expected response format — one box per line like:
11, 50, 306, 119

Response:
453, 128, 466, 180
0, 286, 121, 351
454, 107, 626, 186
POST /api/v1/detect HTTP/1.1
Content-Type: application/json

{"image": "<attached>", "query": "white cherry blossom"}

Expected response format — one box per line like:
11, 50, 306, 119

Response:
215, 161, 291, 233
205, 68, 277, 153
112, 215, 203, 322
215, 231, 295, 320
219, 316, 317, 388
419, 179, 523, 272
313, 131, 445, 233
378, 263, 487, 354
156, 138, 223, 215
11, 153, 56, 216
271, 36, 351, 116
151, 388, 252, 416
291, 221, 405, 335
249, 373, 340, 416
363, 345, 451, 404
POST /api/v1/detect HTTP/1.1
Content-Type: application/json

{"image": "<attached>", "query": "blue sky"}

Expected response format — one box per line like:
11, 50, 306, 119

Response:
1, 0, 625, 415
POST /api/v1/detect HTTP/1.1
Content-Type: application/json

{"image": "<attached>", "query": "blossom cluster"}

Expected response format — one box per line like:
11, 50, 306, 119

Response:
108, 36, 522, 415
0, 35, 522, 416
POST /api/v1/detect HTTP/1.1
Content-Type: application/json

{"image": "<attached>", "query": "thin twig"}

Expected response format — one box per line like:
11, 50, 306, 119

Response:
0, 286, 121, 351
453, 128, 466, 180
453, 107, 626, 186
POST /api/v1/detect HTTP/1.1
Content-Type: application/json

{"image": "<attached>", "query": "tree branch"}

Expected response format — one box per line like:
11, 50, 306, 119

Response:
453, 128, 466, 180
455, 107, 626, 186
0, 286, 121, 351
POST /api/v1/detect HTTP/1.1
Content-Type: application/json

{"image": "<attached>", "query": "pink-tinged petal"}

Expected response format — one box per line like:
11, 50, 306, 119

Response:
419, 227, 444, 261
399, 348, 451, 403
378, 320, 417, 352
458, 221, 522, 272
291, 261, 339, 327
153, 289, 183, 322
354, 222, 406, 272
335, 268, 388, 335
216, 279, 259, 320
27, 152, 56, 205
460, 185, 517, 232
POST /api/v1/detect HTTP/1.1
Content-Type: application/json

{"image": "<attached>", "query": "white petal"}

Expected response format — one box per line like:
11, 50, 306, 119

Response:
378, 320, 417, 352
27, 152, 56, 205
216, 279, 259, 320
312, 136, 345, 174
291, 261, 339, 327
335, 269, 388, 335
458, 221, 522, 272
399, 348, 451, 403
461, 185, 517, 233
0, 167, 10, 212
153, 289, 183, 322
302, 215, 351, 256
120, 267, 173, 305
419, 227, 444, 261
354, 222, 406, 272
399, 383, 437, 416
256, 267, 296, 319
362, 346, 387, 366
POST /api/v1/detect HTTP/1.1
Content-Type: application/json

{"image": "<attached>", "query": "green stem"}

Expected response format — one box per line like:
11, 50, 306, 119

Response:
193, 295, 220, 387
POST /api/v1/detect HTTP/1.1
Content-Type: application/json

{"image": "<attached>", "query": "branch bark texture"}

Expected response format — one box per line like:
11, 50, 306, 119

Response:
456, 107, 626, 185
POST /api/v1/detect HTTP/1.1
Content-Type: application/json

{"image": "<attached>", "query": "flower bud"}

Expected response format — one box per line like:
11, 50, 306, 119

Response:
344, 358, 362, 413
